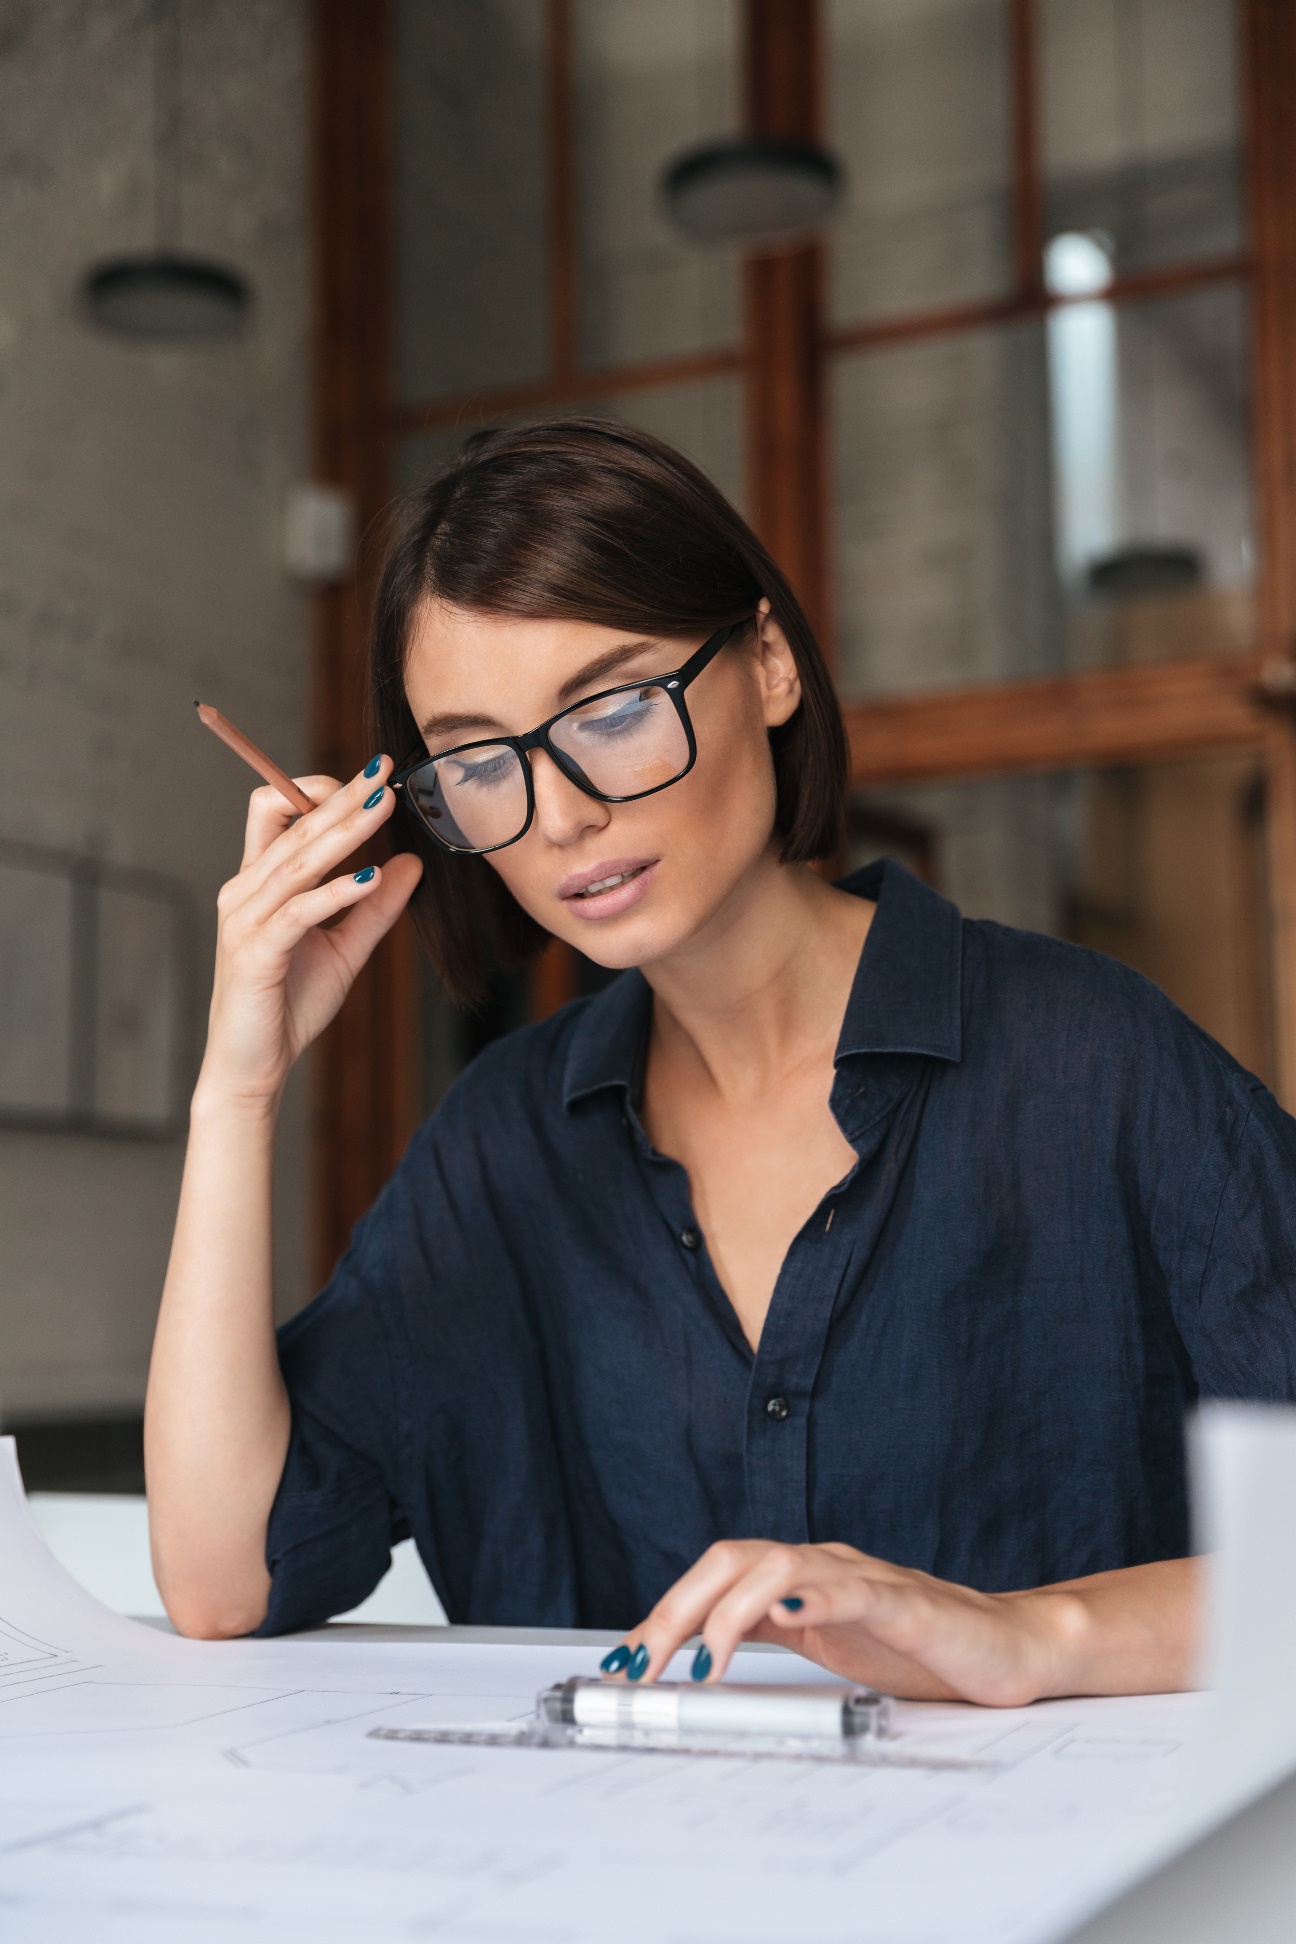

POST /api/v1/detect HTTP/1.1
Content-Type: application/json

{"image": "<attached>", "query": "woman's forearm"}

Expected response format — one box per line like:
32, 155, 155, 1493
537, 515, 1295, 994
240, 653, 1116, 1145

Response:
144, 1083, 290, 1638
1013, 1555, 1203, 1699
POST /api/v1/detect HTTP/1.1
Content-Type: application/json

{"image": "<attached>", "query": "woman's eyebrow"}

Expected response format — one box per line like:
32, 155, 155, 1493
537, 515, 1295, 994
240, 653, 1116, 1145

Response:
419, 639, 670, 741
554, 638, 665, 704
418, 707, 503, 742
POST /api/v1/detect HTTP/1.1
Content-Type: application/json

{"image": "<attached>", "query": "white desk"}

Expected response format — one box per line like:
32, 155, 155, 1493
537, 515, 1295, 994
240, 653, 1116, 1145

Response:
1067, 1765, 1296, 1943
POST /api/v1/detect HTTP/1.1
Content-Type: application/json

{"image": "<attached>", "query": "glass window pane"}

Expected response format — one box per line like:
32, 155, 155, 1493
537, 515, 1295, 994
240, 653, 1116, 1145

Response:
833, 283, 1256, 696
1041, 0, 1243, 272
394, 0, 548, 403
827, 0, 1013, 326
852, 750, 1274, 1086
1057, 281, 1256, 656
833, 321, 1060, 695
574, 0, 740, 370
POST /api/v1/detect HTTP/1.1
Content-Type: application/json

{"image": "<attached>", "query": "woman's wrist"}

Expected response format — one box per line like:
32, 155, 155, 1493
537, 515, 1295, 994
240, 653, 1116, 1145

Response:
189, 1068, 284, 1129
998, 1585, 1095, 1702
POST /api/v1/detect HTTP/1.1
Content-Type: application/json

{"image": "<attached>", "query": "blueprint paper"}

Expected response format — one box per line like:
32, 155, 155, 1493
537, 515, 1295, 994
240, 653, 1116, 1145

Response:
0, 1435, 1209, 1943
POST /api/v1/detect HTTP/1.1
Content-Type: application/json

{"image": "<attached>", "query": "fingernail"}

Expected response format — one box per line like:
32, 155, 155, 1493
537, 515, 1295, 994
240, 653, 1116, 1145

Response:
781, 1596, 804, 1611
353, 866, 375, 884
363, 787, 385, 810
626, 1643, 650, 1682
600, 1645, 631, 1675
363, 755, 382, 779
690, 1644, 712, 1682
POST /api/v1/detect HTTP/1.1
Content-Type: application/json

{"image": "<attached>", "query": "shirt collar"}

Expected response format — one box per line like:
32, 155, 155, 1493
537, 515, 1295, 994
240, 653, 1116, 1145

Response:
834, 858, 963, 1064
563, 962, 653, 1110
562, 856, 962, 1111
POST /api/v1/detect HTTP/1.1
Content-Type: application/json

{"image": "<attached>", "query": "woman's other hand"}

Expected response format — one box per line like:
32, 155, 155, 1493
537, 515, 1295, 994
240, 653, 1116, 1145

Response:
604, 1540, 1200, 1705
201, 756, 423, 1107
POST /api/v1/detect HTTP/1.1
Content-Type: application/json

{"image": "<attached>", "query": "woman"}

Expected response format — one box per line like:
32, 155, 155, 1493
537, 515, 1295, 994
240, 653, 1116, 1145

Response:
147, 418, 1296, 1704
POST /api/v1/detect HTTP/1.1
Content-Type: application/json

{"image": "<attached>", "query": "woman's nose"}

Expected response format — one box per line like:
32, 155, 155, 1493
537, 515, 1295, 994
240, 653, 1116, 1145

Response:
529, 748, 611, 846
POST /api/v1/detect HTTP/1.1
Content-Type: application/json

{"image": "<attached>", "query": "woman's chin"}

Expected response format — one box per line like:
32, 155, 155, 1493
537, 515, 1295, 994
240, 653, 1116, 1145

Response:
552, 902, 703, 975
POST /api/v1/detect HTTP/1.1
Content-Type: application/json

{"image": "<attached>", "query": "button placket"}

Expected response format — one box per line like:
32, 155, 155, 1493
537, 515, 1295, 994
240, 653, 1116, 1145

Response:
742, 1164, 885, 1541
617, 1106, 751, 1357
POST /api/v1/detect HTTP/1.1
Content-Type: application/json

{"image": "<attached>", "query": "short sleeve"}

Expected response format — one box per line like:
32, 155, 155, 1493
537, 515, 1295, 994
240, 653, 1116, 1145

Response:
253, 1026, 584, 1636
1193, 1081, 1296, 1398
257, 1248, 408, 1636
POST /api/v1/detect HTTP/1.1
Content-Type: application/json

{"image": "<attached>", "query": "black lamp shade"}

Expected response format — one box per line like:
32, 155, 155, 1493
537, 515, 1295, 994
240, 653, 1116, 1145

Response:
662, 137, 843, 245
1087, 545, 1205, 599
82, 253, 251, 342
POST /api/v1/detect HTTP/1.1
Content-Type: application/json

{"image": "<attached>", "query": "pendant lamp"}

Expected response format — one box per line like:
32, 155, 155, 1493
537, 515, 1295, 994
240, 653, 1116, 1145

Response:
82, 0, 251, 342
662, 137, 843, 246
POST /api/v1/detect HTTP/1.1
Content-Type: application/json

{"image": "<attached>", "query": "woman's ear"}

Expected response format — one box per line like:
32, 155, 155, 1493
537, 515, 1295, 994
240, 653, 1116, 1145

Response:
753, 597, 802, 728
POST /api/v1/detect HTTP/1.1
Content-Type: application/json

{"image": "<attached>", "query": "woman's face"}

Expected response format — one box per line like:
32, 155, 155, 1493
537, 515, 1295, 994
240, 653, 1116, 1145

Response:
402, 600, 803, 970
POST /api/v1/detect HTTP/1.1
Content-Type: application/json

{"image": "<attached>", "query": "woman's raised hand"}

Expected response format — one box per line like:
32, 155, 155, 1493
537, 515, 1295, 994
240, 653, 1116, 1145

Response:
200, 756, 423, 1108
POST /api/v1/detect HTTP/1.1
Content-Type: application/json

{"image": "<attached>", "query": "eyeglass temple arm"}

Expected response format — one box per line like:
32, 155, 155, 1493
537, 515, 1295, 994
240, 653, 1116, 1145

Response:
670, 620, 744, 689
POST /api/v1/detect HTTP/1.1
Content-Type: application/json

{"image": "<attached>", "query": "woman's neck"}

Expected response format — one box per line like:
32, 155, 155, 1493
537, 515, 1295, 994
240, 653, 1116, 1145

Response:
641, 854, 875, 1104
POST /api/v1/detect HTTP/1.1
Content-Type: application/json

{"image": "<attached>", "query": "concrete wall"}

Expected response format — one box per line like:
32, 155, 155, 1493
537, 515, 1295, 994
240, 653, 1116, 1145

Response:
0, 0, 311, 1421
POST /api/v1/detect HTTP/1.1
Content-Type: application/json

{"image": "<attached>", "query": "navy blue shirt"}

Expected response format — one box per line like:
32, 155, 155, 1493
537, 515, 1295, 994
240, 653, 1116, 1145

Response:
261, 860, 1296, 1635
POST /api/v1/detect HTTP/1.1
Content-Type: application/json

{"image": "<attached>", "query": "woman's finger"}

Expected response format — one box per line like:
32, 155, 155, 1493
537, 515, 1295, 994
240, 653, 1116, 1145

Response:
237, 762, 380, 890
236, 773, 397, 929
765, 1565, 911, 1640
693, 1545, 836, 1682
253, 858, 391, 958
766, 1566, 1041, 1706
239, 775, 342, 871
609, 1541, 771, 1683
235, 756, 389, 889
308, 851, 424, 986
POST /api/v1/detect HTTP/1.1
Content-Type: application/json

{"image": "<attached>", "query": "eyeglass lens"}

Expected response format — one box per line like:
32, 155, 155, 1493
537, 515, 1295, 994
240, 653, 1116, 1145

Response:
407, 681, 692, 853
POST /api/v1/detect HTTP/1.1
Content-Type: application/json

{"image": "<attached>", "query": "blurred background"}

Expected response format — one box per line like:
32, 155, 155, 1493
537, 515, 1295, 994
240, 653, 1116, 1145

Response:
1, 0, 1295, 1552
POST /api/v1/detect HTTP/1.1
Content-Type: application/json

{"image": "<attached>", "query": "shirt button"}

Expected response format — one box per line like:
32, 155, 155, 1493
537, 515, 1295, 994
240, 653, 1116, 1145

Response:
680, 1227, 700, 1251
765, 1395, 790, 1421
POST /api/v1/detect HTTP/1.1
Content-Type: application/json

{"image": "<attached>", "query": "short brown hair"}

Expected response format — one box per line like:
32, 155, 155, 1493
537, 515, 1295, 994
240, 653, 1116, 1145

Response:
368, 416, 846, 1006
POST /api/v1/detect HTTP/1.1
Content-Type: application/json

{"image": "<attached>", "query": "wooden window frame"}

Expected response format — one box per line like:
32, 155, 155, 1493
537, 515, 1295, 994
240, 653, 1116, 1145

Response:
310, 0, 1296, 1272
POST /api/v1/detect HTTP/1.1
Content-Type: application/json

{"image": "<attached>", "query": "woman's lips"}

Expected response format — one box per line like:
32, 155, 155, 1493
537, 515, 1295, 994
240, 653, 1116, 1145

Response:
557, 858, 659, 920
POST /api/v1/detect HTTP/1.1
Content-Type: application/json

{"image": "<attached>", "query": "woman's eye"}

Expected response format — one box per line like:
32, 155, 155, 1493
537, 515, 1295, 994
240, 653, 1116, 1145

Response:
577, 691, 658, 739
447, 752, 515, 789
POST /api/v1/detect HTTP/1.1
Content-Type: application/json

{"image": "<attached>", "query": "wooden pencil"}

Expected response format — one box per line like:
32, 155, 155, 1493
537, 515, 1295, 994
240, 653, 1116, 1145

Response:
195, 702, 316, 815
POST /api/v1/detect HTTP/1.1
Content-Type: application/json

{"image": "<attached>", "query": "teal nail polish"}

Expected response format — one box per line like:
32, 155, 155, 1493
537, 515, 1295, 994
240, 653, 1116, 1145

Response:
363, 755, 382, 778
690, 1644, 712, 1682
353, 866, 375, 884
600, 1645, 631, 1675
363, 786, 385, 810
781, 1596, 804, 1611
626, 1643, 650, 1682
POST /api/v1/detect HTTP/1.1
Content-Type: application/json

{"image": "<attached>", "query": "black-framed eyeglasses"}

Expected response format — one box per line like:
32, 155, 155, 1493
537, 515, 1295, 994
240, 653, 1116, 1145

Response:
393, 621, 743, 856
